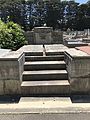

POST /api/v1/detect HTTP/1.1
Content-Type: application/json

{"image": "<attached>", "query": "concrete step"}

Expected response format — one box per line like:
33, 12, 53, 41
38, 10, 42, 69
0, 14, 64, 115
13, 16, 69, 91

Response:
46, 51, 64, 56
21, 80, 70, 95
19, 97, 71, 104
25, 52, 43, 56
25, 55, 64, 61
23, 70, 68, 81
24, 61, 66, 70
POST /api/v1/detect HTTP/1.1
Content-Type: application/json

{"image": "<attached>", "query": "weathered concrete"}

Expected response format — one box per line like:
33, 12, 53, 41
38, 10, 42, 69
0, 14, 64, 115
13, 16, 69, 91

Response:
17, 45, 43, 56
21, 80, 70, 95
24, 61, 66, 70
1, 113, 90, 120
25, 55, 64, 61
34, 27, 53, 44
52, 30, 63, 44
23, 70, 68, 81
1, 96, 90, 114
25, 27, 63, 44
24, 31, 35, 44
45, 44, 68, 55
0, 51, 25, 95
0, 49, 11, 57
65, 48, 90, 94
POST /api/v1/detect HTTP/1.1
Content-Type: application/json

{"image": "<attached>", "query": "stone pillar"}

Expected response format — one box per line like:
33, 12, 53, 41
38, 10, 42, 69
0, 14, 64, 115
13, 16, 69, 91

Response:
0, 51, 25, 95
65, 49, 90, 94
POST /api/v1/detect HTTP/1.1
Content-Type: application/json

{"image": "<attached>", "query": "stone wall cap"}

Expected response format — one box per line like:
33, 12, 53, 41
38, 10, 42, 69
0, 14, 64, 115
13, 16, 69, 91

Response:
45, 44, 68, 52
34, 27, 53, 29
65, 48, 90, 58
17, 45, 43, 53
0, 49, 11, 57
33, 27, 53, 33
0, 51, 24, 60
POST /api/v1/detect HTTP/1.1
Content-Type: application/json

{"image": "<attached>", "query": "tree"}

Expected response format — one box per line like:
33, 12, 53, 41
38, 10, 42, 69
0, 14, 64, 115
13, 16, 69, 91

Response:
0, 20, 27, 50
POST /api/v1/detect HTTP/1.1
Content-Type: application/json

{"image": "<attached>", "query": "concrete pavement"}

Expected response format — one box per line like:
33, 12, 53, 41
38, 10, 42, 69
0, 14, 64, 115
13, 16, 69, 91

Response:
0, 96, 90, 114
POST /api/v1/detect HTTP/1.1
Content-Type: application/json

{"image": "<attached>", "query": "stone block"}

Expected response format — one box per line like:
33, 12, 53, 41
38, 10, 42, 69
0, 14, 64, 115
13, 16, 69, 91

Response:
65, 49, 90, 94
35, 32, 52, 44
0, 60, 19, 80
4, 80, 21, 95
0, 51, 25, 95
69, 77, 90, 94
65, 55, 90, 78
33, 27, 53, 44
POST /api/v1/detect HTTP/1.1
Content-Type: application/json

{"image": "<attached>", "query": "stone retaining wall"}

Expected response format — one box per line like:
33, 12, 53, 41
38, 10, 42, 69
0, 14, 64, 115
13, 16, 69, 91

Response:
65, 49, 90, 94
0, 51, 25, 95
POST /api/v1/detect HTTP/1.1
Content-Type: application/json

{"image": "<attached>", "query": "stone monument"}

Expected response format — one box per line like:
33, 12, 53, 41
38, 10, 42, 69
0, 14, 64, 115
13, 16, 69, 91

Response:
33, 27, 53, 44
25, 27, 63, 44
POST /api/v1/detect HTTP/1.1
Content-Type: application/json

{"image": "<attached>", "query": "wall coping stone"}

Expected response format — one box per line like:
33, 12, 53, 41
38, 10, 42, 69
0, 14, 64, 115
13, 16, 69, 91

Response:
0, 51, 24, 61
65, 48, 90, 58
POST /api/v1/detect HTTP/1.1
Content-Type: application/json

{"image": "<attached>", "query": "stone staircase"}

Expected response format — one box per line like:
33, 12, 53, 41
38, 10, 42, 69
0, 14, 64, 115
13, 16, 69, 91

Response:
21, 51, 70, 96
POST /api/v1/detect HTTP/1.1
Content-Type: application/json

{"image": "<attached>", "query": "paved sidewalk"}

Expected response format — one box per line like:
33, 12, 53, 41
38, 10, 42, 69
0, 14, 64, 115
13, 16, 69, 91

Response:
0, 96, 90, 114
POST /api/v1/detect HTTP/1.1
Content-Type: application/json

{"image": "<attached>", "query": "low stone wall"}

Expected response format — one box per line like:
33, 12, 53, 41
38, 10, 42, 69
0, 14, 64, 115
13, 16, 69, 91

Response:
24, 27, 63, 44
52, 31, 63, 44
0, 51, 25, 95
65, 49, 90, 94
24, 31, 35, 44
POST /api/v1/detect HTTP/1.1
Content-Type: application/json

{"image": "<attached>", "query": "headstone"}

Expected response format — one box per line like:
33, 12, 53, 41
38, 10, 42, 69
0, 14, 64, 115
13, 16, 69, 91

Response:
33, 27, 53, 44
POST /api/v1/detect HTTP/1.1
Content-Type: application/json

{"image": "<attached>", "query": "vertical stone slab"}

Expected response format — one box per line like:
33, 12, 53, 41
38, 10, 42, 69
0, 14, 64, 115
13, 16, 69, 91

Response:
34, 27, 53, 44
0, 51, 25, 95
65, 49, 90, 94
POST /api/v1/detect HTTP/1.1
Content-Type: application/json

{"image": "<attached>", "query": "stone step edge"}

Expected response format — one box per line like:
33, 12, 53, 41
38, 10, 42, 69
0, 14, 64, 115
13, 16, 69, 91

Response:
23, 70, 67, 75
21, 80, 70, 87
24, 61, 65, 65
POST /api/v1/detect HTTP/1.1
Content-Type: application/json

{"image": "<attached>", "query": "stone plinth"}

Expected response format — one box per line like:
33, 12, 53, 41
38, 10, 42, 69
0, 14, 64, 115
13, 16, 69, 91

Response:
33, 27, 53, 44
0, 51, 25, 95
65, 48, 90, 94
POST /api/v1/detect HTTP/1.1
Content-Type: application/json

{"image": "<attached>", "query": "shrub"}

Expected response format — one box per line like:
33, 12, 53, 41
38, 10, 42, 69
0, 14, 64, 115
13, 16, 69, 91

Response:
0, 20, 27, 50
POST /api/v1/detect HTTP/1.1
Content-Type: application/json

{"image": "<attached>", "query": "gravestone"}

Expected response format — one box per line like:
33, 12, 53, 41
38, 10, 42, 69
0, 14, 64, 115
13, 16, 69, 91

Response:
25, 27, 63, 44
33, 27, 53, 44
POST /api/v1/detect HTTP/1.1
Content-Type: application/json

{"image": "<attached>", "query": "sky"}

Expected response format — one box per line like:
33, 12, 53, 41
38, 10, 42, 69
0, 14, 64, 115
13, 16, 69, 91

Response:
75, 0, 88, 4
61, 0, 88, 4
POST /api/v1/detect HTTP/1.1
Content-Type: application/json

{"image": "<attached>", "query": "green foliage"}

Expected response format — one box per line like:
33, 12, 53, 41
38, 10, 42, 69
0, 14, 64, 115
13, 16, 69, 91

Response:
0, 0, 24, 8
0, 20, 27, 50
